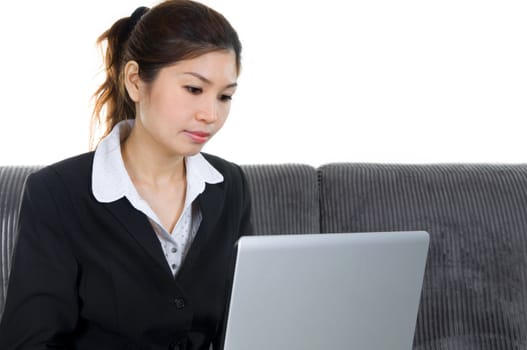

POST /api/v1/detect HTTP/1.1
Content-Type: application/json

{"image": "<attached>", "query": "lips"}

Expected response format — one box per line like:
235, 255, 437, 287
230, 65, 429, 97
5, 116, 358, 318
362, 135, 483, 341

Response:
184, 130, 211, 144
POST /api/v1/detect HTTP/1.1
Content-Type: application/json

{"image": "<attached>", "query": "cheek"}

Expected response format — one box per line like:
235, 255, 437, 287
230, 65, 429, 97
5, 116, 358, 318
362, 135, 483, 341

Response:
213, 110, 226, 128
219, 101, 232, 118
149, 90, 187, 122
215, 105, 231, 130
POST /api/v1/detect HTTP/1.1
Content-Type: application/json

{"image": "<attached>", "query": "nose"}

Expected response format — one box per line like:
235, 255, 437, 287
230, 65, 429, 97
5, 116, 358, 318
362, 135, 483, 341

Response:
196, 99, 219, 124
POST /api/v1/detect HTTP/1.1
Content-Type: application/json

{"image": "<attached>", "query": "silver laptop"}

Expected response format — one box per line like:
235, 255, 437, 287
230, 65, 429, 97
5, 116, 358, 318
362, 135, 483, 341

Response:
222, 231, 429, 350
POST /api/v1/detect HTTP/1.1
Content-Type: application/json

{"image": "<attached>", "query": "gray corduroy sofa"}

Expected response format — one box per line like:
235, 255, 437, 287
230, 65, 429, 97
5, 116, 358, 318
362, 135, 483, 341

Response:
1, 163, 527, 349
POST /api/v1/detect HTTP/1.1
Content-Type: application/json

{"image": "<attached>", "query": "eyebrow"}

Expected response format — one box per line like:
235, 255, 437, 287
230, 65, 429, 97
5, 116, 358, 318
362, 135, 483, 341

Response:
183, 72, 237, 89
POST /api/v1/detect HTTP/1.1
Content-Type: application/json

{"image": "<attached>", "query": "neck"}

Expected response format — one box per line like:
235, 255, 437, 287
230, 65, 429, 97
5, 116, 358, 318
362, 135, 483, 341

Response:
121, 122, 186, 187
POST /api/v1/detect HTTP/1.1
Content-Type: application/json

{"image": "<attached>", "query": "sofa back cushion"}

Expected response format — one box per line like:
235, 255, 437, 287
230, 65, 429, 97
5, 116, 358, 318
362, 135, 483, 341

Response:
319, 163, 527, 349
0, 166, 42, 318
242, 164, 319, 235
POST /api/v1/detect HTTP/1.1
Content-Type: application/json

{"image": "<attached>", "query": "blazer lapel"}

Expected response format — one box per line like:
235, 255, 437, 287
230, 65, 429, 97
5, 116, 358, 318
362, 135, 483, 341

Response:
102, 197, 172, 276
100, 183, 226, 279
180, 182, 226, 272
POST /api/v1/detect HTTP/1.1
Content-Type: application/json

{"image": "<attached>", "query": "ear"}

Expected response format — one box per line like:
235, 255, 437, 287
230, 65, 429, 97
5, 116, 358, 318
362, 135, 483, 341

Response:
124, 60, 141, 102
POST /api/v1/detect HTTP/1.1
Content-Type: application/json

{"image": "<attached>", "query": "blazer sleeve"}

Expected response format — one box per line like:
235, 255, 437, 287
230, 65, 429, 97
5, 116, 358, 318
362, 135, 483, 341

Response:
0, 170, 79, 349
212, 165, 253, 350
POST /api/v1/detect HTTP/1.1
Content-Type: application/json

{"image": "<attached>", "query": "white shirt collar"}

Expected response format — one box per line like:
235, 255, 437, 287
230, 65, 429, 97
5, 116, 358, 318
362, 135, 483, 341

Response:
92, 119, 224, 204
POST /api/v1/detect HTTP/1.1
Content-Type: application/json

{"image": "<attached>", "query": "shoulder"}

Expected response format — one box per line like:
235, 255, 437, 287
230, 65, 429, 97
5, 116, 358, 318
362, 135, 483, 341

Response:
201, 153, 253, 235
201, 153, 251, 204
49, 151, 94, 176
28, 152, 94, 194
17, 152, 95, 221
201, 152, 245, 182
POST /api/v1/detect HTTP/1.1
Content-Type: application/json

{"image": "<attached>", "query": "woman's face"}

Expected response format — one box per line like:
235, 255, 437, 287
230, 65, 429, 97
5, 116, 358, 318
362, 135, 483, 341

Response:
130, 50, 238, 157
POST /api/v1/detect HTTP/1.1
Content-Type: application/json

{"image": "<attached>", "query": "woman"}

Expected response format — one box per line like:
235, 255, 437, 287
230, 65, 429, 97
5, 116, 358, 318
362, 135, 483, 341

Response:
0, 1, 252, 349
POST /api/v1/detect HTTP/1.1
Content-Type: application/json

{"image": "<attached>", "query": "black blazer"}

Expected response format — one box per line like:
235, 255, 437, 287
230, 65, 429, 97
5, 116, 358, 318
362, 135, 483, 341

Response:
0, 152, 252, 350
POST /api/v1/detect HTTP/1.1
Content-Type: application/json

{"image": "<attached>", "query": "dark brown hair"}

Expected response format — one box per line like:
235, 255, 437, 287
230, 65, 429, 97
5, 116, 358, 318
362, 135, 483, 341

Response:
91, 0, 242, 148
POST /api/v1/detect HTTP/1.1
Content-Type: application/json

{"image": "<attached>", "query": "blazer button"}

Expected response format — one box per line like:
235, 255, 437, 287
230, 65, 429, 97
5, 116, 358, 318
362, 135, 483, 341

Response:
174, 297, 185, 309
168, 343, 180, 350
169, 339, 187, 350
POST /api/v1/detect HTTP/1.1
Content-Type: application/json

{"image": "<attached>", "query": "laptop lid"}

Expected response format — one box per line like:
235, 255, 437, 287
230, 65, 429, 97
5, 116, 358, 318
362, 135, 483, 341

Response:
222, 231, 429, 350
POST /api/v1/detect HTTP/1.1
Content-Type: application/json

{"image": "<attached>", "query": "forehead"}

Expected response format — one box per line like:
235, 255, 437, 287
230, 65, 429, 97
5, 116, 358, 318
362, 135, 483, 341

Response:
166, 51, 238, 83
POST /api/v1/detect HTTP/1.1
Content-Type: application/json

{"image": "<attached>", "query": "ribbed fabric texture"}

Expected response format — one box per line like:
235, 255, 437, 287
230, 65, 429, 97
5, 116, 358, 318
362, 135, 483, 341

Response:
241, 164, 319, 235
319, 163, 527, 350
3, 162, 527, 349
0, 166, 41, 319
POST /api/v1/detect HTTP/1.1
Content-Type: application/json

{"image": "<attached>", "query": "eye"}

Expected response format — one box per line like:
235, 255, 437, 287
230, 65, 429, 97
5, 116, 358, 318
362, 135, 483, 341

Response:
184, 86, 202, 95
219, 94, 233, 102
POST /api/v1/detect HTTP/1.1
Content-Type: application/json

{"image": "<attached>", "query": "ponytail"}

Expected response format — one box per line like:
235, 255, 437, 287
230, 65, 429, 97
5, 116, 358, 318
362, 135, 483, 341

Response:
90, 7, 149, 149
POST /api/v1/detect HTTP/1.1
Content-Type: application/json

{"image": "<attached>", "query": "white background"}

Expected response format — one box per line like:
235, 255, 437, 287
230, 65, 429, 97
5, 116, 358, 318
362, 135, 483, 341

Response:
1, 0, 526, 167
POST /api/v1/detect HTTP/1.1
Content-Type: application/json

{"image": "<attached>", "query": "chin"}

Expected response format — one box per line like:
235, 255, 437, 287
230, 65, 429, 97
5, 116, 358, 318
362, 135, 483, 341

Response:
169, 145, 205, 158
